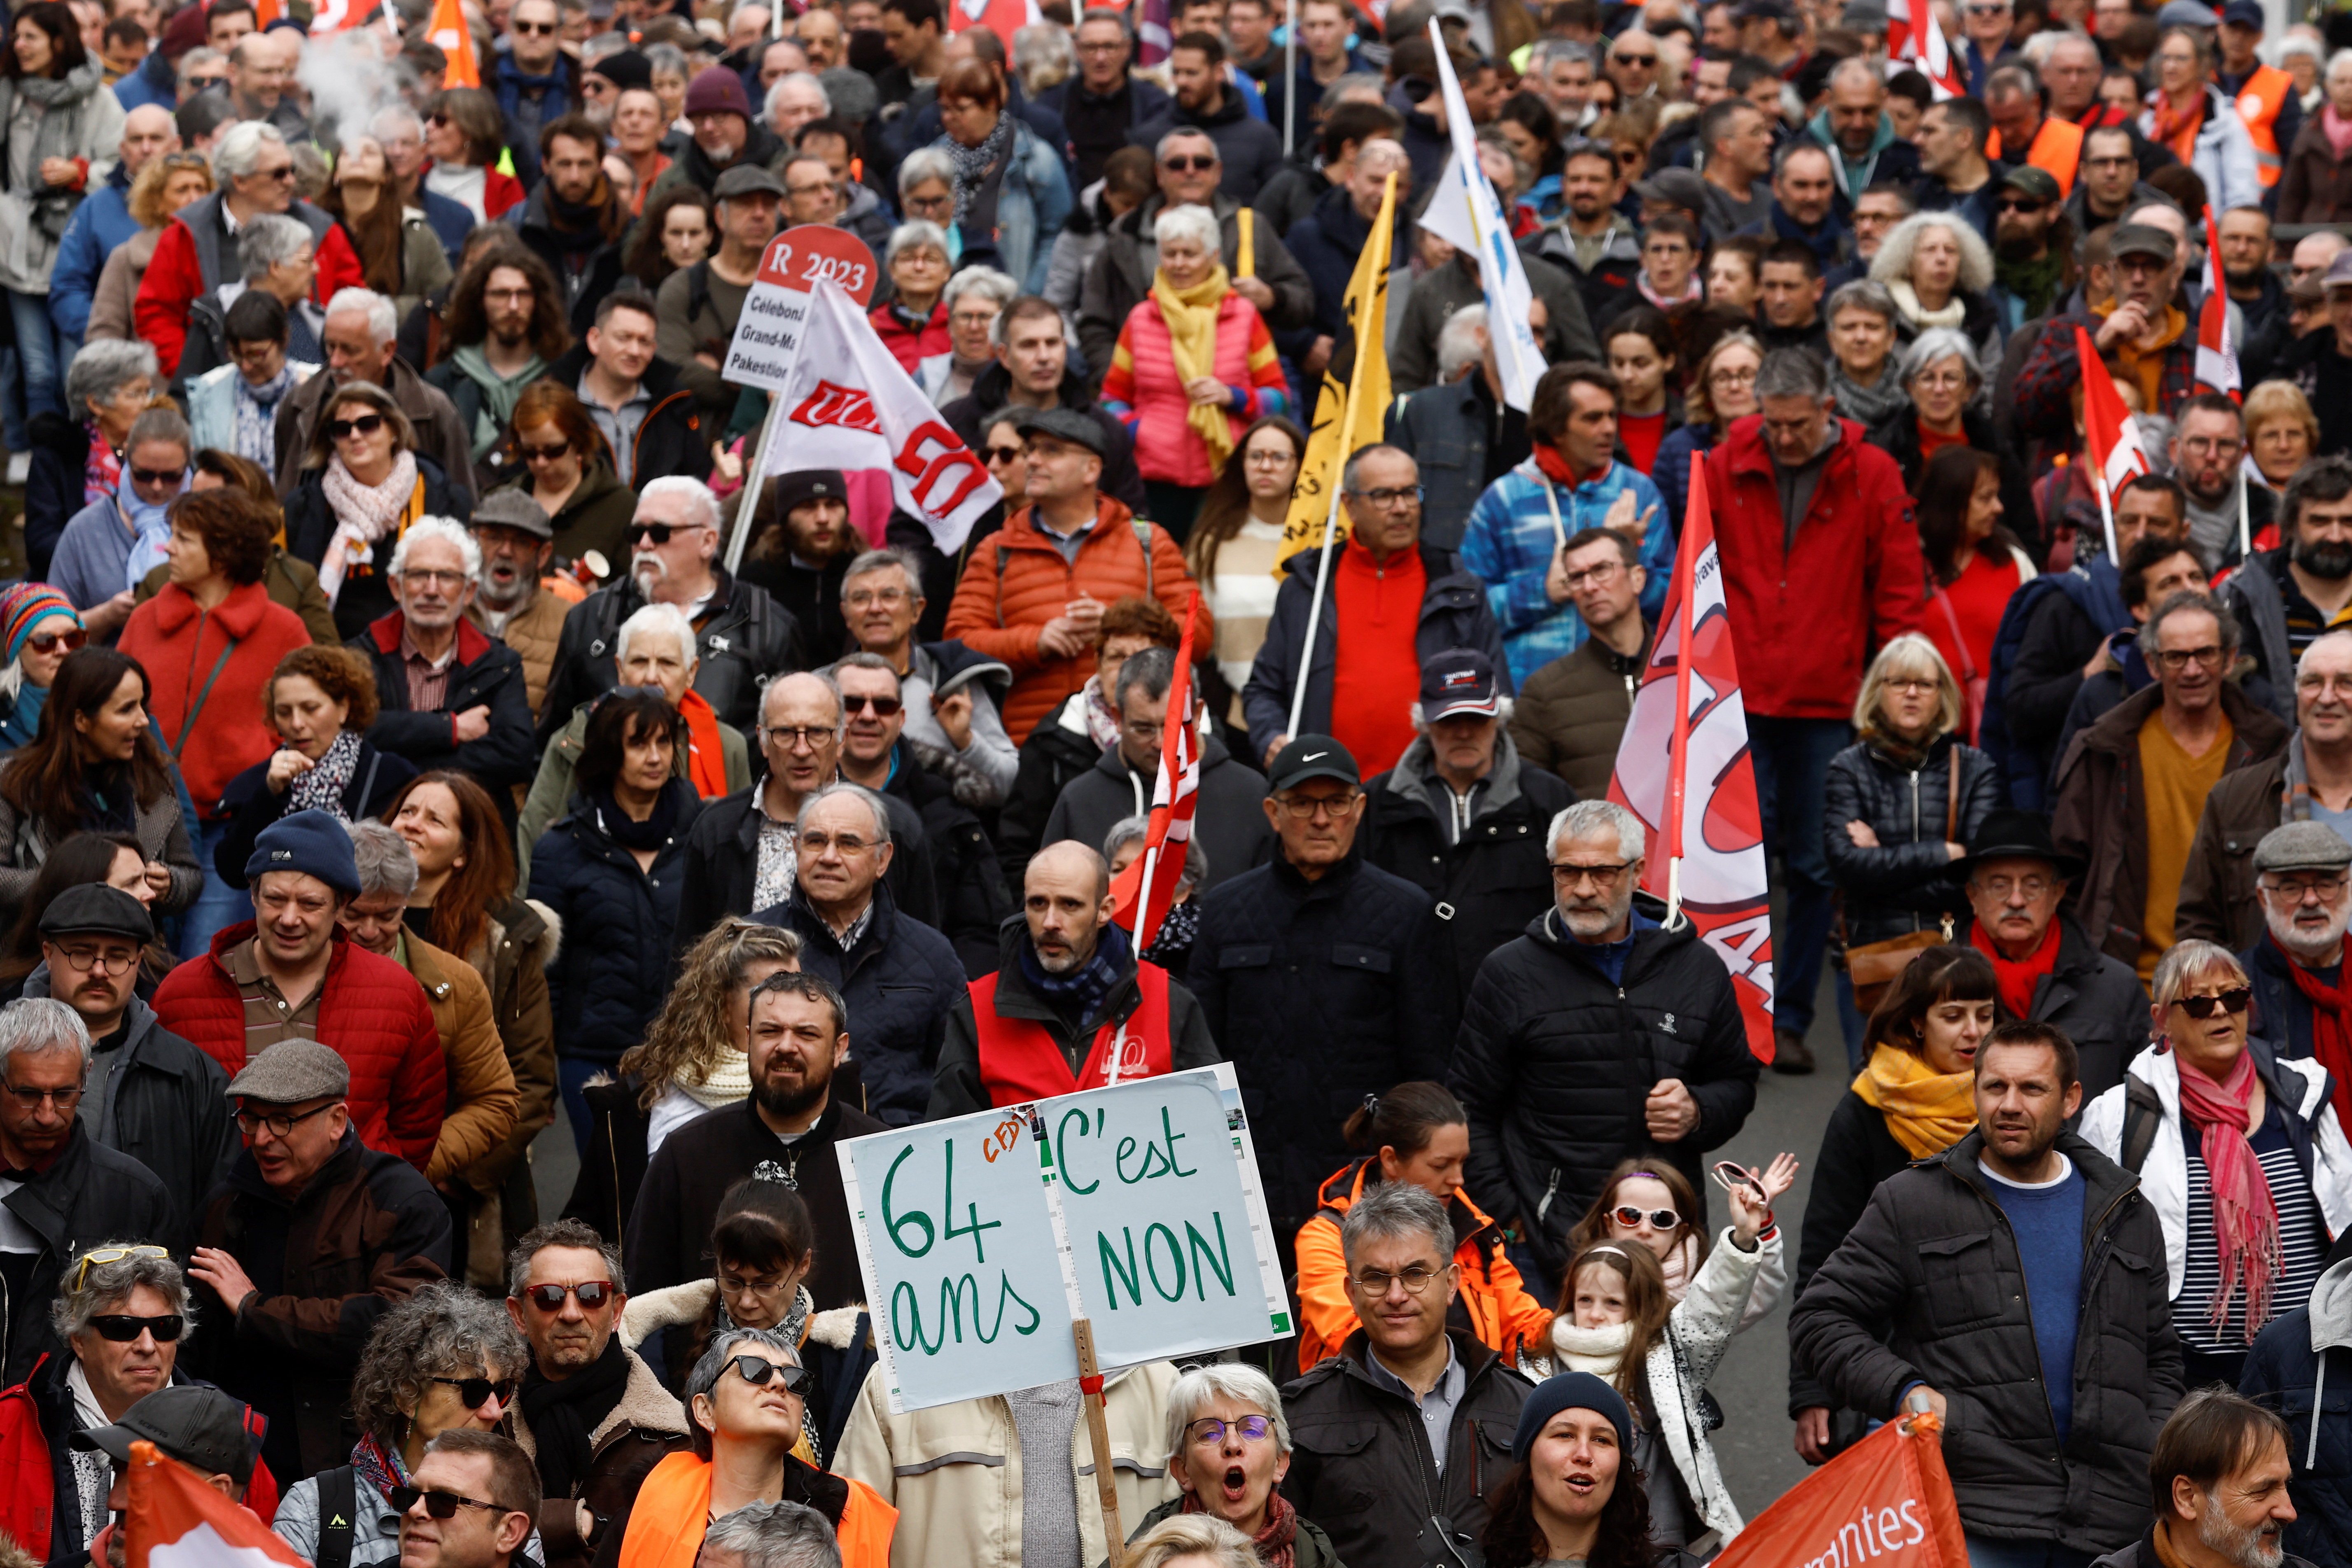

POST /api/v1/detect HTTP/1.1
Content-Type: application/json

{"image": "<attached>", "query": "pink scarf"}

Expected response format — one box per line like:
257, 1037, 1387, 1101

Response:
2173, 1048, 2284, 1341
2326, 104, 2352, 159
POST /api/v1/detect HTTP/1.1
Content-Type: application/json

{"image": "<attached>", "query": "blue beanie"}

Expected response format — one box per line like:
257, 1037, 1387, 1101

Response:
245, 809, 361, 898
1512, 1372, 1634, 1464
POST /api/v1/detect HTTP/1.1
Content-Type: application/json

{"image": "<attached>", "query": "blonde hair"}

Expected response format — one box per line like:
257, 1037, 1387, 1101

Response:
2244, 380, 2319, 453
1685, 331, 1763, 432
1852, 632, 1963, 737
1125, 1514, 1259, 1568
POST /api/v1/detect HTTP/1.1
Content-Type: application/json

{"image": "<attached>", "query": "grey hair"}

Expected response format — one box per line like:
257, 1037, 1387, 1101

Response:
841, 546, 926, 601
1825, 278, 1898, 326
1338, 1180, 1454, 1270
387, 514, 482, 583
1869, 211, 1997, 296
1409, 696, 1515, 726
1438, 303, 1489, 382
1077, 5, 1134, 45
828, 650, 902, 693
52, 1241, 194, 1343
239, 215, 315, 285
639, 476, 723, 533
1753, 346, 1831, 403
1548, 799, 1645, 863
1320, 71, 1386, 110
942, 266, 1020, 312
2136, 589, 2241, 663
0, 997, 91, 1076
796, 780, 891, 847
765, 72, 830, 122
212, 119, 288, 182
64, 338, 157, 415
324, 286, 399, 347
2277, 35, 2324, 64
345, 819, 420, 901
1155, 203, 1221, 256
1900, 327, 1982, 391
372, 103, 424, 139
2297, 628, 2352, 681
506, 1217, 627, 1298
684, 1326, 799, 1458
1154, 127, 1220, 164
897, 147, 956, 195
886, 220, 952, 266
618, 602, 700, 670
348, 1281, 528, 1449
2151, 937, 2247, 1012
1127, 1517, 1258, 1568
702, 1503, 841, 1568
1340, 443, 1413, 493
1013, 23, 1073, 97
128, 406, 192, 458
1163, 1363, 1289, 1465
175, 45, 224, 84
645, 41, 689, 77
1103, 814, 1208, 892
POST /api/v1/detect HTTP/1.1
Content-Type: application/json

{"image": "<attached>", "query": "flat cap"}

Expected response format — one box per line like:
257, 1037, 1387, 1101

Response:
2111, 222, 2179, 264
226, 1039, 350, 1106
1632, 166, 1708, 213
586, 47, 652, 91
1013, 405, 1109, 457
470, 487, 554, 541
2254, 821, 2352, 875
39, 883, 153, 943
714, 162, 788, 201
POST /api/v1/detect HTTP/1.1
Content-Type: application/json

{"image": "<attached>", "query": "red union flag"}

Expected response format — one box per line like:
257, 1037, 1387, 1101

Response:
2196, 211, 2241, 399
126, 1440, 307, 1568
1708, 1417, 1969, 1568
2076, 324, 2152, 498
1607, 474, 1777, 1063
790, 382, 884, 436
1885, 0, 1965, 98
1110, 592, 1202, 959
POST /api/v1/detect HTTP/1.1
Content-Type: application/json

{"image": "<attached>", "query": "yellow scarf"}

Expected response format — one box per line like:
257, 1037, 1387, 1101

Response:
1153, 261, 1237, 471
1850, 1043, 1977, 1160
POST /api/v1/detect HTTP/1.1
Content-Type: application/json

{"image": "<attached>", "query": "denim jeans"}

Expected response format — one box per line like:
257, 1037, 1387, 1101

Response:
7, 287, 65, 432
1748, 714, 1854, 1039
177, 818, 248, 960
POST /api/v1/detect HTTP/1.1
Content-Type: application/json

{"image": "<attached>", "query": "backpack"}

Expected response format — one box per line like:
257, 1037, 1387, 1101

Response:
992, 518, 1156, 626
2119, 1074, 2165, 1175
1977, 565, 2130, 811
314, 1465, 357, 1568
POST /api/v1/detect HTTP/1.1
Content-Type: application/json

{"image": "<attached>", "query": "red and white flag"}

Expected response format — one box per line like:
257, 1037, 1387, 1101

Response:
126, 1441, 307, 1568
1885, 0, 1965, 98
1606, 476, 1777, 1065
2075, 324, 2153, 497
1111, 592, 1202, 957
2196, 211, 2241, 399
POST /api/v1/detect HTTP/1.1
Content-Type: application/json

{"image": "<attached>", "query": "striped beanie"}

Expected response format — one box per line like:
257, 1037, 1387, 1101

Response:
0, 584, 79, 665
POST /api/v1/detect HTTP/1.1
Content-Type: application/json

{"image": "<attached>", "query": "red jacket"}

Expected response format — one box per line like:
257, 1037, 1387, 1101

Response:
135, 204, 365, 376
1701, 414, 1927, 721
870, 298, 948, 373
119, 580, 312, 821
152, 923, 447, 1171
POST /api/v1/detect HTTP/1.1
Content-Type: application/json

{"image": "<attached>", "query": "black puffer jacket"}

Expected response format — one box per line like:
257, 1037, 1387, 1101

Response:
1447, 895, 1760, 1285
1788, 1129, 2182, 1552
538, 569, 803, 740
1788, 1089, 1916, 1421
527, 783, 703, 1065
1822, 733, 2002, 947
757, 883, 968, 1128
1188, 849, 1454, 1230
1362, 732, 1575, 1009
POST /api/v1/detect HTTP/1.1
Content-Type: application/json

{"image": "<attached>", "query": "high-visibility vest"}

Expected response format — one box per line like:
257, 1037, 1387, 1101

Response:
1986, 115, 2084, 195
970, 962, 1175, 1106
2235, 62, 2294, 188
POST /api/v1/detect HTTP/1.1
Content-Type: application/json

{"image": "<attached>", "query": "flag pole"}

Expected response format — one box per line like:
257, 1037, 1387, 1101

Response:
1659, 475, 1701, 933
2092, 461, 2118, 566
2239, 465, 2252, 563
1282, 0, 1296, 153
1287, 482, 1347, 740
727, 399, 785, 577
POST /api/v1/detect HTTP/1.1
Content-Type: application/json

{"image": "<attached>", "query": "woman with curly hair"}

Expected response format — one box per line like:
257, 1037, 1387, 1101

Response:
1482, 1374, 1658, 1568
1868, 211, 2004, 399
272, 1281, 529, 1568
215, 644, 416, 882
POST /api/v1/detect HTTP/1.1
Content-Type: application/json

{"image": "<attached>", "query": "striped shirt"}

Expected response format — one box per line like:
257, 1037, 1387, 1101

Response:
2177, 1097, 2330, 1353
224, 937, 324, 1053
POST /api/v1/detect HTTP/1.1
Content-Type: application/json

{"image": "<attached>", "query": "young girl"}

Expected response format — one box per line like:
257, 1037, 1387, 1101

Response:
1568, 1156, 1796, 1330
1551, 1168, 1781, 1548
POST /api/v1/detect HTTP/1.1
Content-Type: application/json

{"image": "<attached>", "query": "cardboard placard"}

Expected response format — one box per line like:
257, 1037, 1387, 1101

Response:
721, 226, 880, 392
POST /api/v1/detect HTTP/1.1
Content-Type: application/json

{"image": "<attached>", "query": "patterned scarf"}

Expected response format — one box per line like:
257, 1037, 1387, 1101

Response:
317, 449, 419, 604
1143, 898, 1199, 968
287, 728, 364, 817
2173, 1045, 2284, 1340
233, 365, 297, 469
351, 1430, 408, 1505
82, 420, 119, 509
1020, 917, 1132, 1031
1179, 1487, 1300, 1568
1152, 261, 1239, 471
945, 113, 1013, 225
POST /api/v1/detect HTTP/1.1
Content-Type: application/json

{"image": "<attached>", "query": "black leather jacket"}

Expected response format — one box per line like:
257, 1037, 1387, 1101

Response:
537, 567, 803, 741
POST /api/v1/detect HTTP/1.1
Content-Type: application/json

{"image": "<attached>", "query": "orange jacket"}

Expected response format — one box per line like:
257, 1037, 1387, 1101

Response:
119, 578, 313, 819
618, 1451, 896, 1568
940, 496, 1207, 744
1293, 1159, 1555, 1375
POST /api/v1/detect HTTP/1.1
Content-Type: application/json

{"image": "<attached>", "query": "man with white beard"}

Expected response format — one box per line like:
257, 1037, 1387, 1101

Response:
2084, 1391, 2306, 1568
2239, 820, 2352, 1101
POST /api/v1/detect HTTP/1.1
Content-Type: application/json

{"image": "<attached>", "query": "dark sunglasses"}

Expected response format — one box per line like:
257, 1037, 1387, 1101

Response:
26, 627, 84, 654
726, 1354, 813, 1395
627, 521, 706, 545
512, 18, 558, 31
1612, 1204, 1680, 1230
327, 413, 385, 440
427, 1374, 519, 1409
1995, 197, 2045, 213
844, 693, 903, 717
983, 443, 1022, 462
130, 466, 181, 485
2173, 988, 2252, 1019
1160, 154, 1217, 172
519, 440, 570, 463
389, 1486, 504, 1520
87, 1313, 184, 1343
523, 1280, 615, 1312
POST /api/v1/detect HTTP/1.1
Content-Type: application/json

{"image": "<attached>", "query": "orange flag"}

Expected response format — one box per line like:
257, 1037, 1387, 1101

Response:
1708, 1416, 1969, 1568
125, 1440, 309, 1568
429, 0, 479, 89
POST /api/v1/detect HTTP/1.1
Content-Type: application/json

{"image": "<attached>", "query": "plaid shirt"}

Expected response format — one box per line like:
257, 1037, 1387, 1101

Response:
2014, 305, 2198, 446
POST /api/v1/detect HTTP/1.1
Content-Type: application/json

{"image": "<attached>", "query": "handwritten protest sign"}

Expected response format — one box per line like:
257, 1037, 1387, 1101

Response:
838, 1066, 1288, 1413
721, 227, 879, 393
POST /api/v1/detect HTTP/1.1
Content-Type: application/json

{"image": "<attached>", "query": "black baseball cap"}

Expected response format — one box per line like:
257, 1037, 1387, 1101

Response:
1421, 648, 1502, 722
73, 1386, 257, 1486
1267, 735, 1360, 791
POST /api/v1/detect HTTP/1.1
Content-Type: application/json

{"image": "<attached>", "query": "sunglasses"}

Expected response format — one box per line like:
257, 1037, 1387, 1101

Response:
523, 1280, 615, 1312
327, 413, 385, 441
26, 627, 84, 655
844, 693, 903, 716
1612, 1204, 1680, 1230
512, 17, 558, 31
1160, 154, 1218, 172
726, 1354, 814, 1395
72, 1245, 166, 1293
389, 1486, 504, 1520
87, 1314, 185, 1343
429, 1374, 519, 1409
1995, 197, 2045, 213
984, 444, 1022, 463
130, 466, 181, 485
519, 440, 570, 463
2173, 988, 2252, 1019
628, 521, 708, 545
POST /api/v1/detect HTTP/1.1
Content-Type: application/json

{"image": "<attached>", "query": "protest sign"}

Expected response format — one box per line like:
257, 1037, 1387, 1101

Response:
721, 228, 880, 393
838, 1065, 1288, 1414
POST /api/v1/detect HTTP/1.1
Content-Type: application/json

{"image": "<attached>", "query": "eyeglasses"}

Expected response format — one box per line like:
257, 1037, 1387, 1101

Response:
1349, 1262, 1452, 1295
86, 1313, 185, 1343
725, 1354, 814, 1394
764, 725, 834, 751
1244, 447, 1295, 467
130, 466, 181, 485
1995, 197, 2045, 214
511, 17, 558, 31
2263, 873, 2350, 901
71, 1245, 166, 1293
843, 693, 903, 717
982, 444, 1026, 464
1551, 860, 1633, 887
1186, 1415, 1274, 1445
523, 1280, 615, 1312
1883, 677, 1939, 695
1563, 561, 1623, 590
1272, 791, 1359, 820
2173, 987, 2252, 1019
1614, 50, 1657, 63
1710, 366, 1759, 388
2154, 645, 2227, 671
844, 587, 910, 609
719, 1272, 793, 1297
53, 945, 138, 976
1612, 1204, 1680, 1230
519, 439, 570, 463
627, 522, 708, 546
4, 1080, 84, 1109
326, 413, 385, 441
428, 1374, 519, 1410
1161, 154, 1218, 172
25, 627, 84, 655
1976, 874, 2054, 901
1345, 485, 1423, 509
390, 1486, 505, 1520
258, 163, 296, 182
799, 830, 873, 855
235, 1101, 338, 1138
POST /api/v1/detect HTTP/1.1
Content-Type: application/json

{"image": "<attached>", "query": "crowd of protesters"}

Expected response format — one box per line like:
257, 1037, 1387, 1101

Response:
16, 0, 2352, 1564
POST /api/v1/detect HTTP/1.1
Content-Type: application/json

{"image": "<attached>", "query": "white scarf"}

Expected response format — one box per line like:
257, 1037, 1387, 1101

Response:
1887, 278, 1967, 331
679, 1045, 751, 1108
1548, 1317, 1635, 1379
317, 449, 418, 605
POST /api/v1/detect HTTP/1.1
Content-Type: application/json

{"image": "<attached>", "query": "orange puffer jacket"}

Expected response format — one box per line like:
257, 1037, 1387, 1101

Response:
941, 495, 1209, 744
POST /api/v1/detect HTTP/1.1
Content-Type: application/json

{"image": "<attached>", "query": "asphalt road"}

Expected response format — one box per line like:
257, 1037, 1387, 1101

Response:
525, 972, 1857, 1520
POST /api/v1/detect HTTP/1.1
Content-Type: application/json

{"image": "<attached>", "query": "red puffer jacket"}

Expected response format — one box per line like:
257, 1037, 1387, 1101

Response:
151, 923, 446, 1170
1700, 414, 1929, 722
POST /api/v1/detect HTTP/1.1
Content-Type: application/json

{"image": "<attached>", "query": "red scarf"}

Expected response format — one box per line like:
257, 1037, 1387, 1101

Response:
680, 688, 729, 800
2275, 933, 2352, 1134
1969, 917, 2060, 1021
1532, 444, 1606, 490
1181, 1489, 1300, 1568
2173, 1046, 2284, 1342
2147, 90, 2205, 164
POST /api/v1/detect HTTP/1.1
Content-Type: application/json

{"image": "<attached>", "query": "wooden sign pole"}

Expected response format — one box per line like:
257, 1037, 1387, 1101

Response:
1073, 1318, 1127, 1568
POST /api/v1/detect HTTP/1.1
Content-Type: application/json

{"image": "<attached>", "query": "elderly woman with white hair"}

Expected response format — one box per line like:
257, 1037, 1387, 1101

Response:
25, 334, 155, 582
2280, 47, 2352, 222
1865, 325, 2044, 559
1101, 201, 1293, 538
282, 377, 472, 639
2080, 937, 2352, 1389
1121, 1364, 1341, 1568
918, 266, 1020, 408
1866, 210, 2004, 401
872, 219, 953, 374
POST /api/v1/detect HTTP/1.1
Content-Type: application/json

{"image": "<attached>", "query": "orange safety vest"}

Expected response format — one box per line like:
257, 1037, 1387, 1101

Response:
1986, 115, 2084, 195
2235, 62, 2293, 188
970, 962, 1175, 1106
619, 1452, 897, 1568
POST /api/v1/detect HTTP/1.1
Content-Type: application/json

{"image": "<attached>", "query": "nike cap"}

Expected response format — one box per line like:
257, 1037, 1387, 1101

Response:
1267, 734, 1360, 792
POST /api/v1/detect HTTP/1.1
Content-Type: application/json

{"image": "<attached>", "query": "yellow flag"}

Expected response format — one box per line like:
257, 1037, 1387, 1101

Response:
1276, 171, 1396, 569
